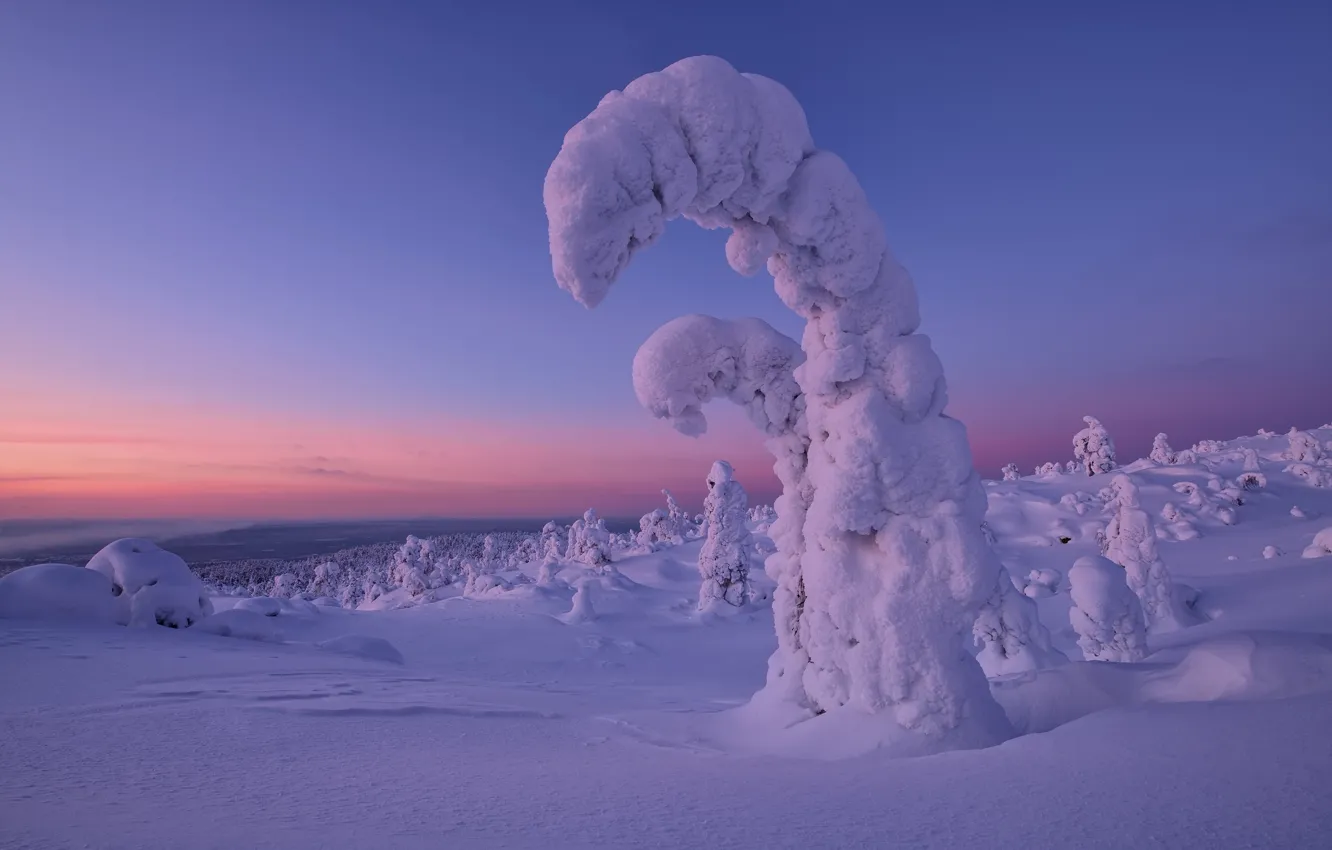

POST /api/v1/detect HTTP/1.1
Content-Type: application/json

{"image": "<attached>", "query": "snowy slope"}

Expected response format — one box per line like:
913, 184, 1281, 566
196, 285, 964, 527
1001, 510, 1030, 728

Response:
3, 428, 1332, 849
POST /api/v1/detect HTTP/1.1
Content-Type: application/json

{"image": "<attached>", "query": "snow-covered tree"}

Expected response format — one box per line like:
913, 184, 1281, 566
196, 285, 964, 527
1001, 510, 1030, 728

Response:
539, 522, 566, 560
697, 460, 753, 609
972, 569, 1065, 676
391, 536, 429, 597
1287, 428, 1324, 464
1000, 463, 1020, 482
1068, 555, 1148, 662
308, 561, 341, 598
1149, 433, 1175, 465
566, 509, 612, 567
1102, 475, 1192, 633
1073, 416, 1116, 476
1034, 462, 1061, 477
664, 490, 696, 539
638, 490, 691, 549
545, 56, 1009, 740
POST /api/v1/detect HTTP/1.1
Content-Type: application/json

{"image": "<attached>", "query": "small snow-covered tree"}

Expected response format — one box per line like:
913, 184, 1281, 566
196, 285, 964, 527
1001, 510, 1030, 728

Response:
973, 569, 1065, 676
539, 521, 566, 560
545, 56, 1009, 740
1073, 416, 1116, 476
664, 490, 696, 540
391, 536, 429, 596
1035, 462, 1061, 477
1102, 475, 1192, 633
308, 561, 341, 598
566, 509, 612, 567
1149, 433, 1175, 465
1068, 555, 1148, 662
1287, 428, 1324, 464
697, 460, 753, 609
1000, 463, 1020, 482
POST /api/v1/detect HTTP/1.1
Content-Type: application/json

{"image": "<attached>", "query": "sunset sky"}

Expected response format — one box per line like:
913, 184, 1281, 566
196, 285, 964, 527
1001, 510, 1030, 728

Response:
3, 1, 1330, 519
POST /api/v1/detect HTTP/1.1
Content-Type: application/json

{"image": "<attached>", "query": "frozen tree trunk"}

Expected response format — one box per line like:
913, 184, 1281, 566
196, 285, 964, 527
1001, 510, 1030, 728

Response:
544, 56, 1009, 741
698, 460, 754, 609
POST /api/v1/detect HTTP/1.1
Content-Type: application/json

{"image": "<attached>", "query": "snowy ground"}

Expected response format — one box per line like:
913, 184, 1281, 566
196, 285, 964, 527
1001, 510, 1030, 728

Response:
4, 430, 1332, 848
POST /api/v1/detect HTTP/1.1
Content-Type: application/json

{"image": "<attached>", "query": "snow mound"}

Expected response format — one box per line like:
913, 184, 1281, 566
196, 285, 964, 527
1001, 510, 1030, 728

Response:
1302, 527, 1332, 559
0, 563, 130, 626
316, 635, 404, 664
190, 609, 284, 642
85, 538, 212, 629
1143, 632, 1332, 703
235, 596, 283, 617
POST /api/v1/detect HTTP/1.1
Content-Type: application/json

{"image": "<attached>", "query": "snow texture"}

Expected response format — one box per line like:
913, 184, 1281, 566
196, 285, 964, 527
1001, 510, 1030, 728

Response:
0, 563, 130, 626
1073, 416, 1117, 476
545, 55, 1007, 742
85, 538, 212, 629
1068, 555, 1148, 662
697, 460, 754, 609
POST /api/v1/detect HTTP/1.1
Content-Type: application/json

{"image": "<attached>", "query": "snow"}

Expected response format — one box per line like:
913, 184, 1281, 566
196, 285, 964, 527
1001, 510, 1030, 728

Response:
0, 563, 129, 626
4, 426, 1332, 846
85, 538, 212, 628
1303, 526, 1332, 559
546, 55, 1007, 744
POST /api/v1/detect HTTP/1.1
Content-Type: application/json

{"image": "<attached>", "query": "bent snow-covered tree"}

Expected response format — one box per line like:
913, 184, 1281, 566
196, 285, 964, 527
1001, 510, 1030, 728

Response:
698, 460, 754, 609
544, 56, 1008, 739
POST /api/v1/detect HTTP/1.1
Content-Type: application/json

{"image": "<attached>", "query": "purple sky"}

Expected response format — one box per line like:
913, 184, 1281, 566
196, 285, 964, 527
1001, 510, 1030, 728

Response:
2, 0, 1330, 518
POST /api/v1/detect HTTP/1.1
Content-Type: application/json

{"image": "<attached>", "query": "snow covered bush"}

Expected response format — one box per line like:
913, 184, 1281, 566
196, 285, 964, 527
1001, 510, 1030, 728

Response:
1193, 440, 1222, 454
1068, 555, 1148, 662
545, 56, 1008, 739
973, 570, 1064, 676
1263, 545, 1281, 559
1073, 416, 1116, 476
86, 539, 211, 629
562, 579, 597, 624
391, 536, 430, 597
566, 509, 612, 567
0, 563, 130, 625
1102, 476, 1192, 633
638, 490, 692, 549
307, 562, 341, 598
1021, 568, 1062, 598
1286, 428, 1324, 464
1034, 462, 1061, 477
697, 460, 753, 609
1302, 527, 1332, 559
1149, 433, 1175, 465
1000, 463, 1020, 482
1285, 463, 1330, 488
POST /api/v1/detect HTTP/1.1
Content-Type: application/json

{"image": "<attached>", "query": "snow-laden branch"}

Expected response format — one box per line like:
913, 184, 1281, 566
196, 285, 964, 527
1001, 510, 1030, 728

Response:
632, 314, 804, 438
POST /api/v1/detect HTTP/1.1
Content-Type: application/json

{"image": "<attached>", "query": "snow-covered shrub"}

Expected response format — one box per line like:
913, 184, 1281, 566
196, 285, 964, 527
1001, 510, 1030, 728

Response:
1173, 449, 1198, 465
0, 563, 130, 625
307, 562, 341, 598
1068, 555, 1148, 662
1173, 481, 1207, 509
1035, 462, 1062, 477
697, 460, 753, 609
86, 539, 211, 629
1059, 491, 1096, 516
1285, 463, 1330, 488
1064, 461, 1079, 475
390, 535, 430, 596
1292, 505, 1308, 519
462, 558, 510, 597
1240, 448, 1261, 472
536, 556, 562, 587
1302, 527, 1332, 559
1236, 472, 1266, 491
1157, 502, 1199, 541
1073, 416, 1116, 476
1000, 463, 1020, 482
566, 509, 612, 567
1149, 433, 1175, 465
1193, 440, 1222, 454
545, 56, 1008, 738
1263, 545, 1281, 559
1021, 568, 1062, 598
1102, 476, 1192, 633
1286, 428, 1324, 464
973, 570, 1065, 676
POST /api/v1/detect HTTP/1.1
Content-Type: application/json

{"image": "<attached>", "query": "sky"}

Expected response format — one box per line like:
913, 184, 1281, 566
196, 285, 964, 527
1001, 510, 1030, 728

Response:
2, 0, 1330, 520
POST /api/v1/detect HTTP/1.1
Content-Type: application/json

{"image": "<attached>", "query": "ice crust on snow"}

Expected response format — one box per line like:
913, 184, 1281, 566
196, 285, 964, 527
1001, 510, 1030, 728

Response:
545, 55, 1006, 741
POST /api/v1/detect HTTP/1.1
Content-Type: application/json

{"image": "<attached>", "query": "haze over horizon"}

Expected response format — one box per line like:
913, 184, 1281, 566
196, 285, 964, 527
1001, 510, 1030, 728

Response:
3, 1, 1330, 520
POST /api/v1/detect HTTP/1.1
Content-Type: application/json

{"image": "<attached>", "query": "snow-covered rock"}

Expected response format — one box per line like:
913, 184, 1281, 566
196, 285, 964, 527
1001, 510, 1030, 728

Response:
85, 539, 211, 629
0, 563, 130, 625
